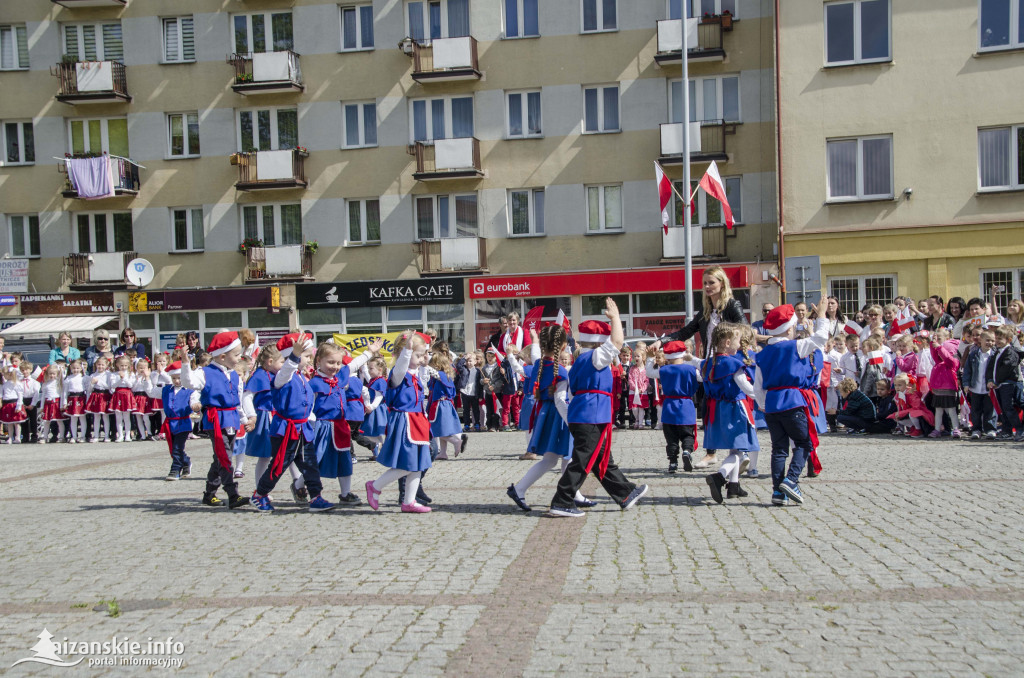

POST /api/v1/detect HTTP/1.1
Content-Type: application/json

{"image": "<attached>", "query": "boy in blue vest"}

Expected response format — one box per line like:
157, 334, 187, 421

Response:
646, 339, 700, 473
754, 304, 829, 506
179, 332, 251, 509
549, 298, 648, 517
161, 360, 198, 481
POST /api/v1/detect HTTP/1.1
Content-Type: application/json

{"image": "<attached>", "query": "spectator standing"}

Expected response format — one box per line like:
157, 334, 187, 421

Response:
48, 331, 82, 365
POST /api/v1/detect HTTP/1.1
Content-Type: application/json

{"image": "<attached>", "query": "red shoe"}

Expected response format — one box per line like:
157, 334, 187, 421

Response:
401, 502, 431, 513
908, 427, 923, 438
365, 480, 380, 510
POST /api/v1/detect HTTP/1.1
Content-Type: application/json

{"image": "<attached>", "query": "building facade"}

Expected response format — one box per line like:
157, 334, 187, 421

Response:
777, 0, 1024, 316
0, 0, 779, 352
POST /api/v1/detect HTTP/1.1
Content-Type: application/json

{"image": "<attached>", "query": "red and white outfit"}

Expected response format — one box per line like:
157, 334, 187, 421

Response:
108, 372, 137, 412
132, 375, 152, 414
62, 373, 88, 416
0, 378, 27, 424
35, 379, 67, 443
85, 371, 111, 414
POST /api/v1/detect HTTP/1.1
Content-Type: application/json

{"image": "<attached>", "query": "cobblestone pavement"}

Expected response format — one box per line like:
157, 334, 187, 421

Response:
1, 430, 1023, 676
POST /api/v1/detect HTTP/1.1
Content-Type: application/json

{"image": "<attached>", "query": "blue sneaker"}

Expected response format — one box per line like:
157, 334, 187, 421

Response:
308, 495, 336, 512
250, 492, 274, 513
771, 490, 787, 506
779, 479, 804, 505
549, 505, 585, 517
747, 468, 759, 479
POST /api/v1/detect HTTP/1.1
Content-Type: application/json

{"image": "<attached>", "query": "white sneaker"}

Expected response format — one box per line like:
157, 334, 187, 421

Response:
985, 430, 997, 440
970, 430, 981, 440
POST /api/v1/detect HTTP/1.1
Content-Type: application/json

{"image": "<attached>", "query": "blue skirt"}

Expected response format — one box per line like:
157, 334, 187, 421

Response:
809, 391, 828, 434
703, 399, 760, 452
430, 400, 462, 438
753, 401, 768, 430
362, 403, 388, 437
244, 410, 274, 458
312, 419, 352, 479
518, 394, 535, 431
376, 411, 432, 473
232, 436, 247, 456
526, 401, 571, 458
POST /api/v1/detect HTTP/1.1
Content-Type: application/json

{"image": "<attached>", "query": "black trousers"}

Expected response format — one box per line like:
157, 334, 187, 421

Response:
551, 423, 636, 508
462, 396, 481, 429
968, 391, 997, 433
21, 403, 38, 442
615, 392, 635, 426
204, 427, 239, 498
662, 423, 696, 462
257, 434, 323, 498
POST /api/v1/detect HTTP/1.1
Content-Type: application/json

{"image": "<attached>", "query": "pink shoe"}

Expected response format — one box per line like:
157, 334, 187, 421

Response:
401, 502, 431, 513
365, 480, 380, 510
951, 429, 961, 439
927, 430, 941, 438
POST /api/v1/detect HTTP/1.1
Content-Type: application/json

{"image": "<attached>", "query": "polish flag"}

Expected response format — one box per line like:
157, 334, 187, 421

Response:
555, 309, 571, 333
843, 319, 865, 337
866, 350, 885, 366
522, 305, 545, 344
697, 160, 735, 229
655, 162, 672, 235
889, 307, 915, 336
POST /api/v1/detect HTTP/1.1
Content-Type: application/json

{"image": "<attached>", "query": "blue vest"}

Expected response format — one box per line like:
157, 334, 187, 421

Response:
804, 349, 824, 389
200, 365, 240, 430
429, 372, 456, 402
161, 385, 195, 435
702, 354, 746, 401
567, 350, 613, 425
345, 375, 365, 422
534, 360, 569, 402
309, 371, 345, 421
756, 340, 813, 413
245, 367, 274, 411
385, 371, 422, 413
271, 371, 314, 441
659, 363, 699, 426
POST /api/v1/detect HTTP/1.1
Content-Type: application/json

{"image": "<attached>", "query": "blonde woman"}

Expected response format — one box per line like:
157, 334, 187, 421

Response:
48, 331, 81, 365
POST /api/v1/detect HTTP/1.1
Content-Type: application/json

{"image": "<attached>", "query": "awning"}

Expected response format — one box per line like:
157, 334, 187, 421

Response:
0, 315, 117, 337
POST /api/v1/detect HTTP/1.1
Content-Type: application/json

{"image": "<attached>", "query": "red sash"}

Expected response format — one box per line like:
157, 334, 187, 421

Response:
574, 389, 614, 479
332, 418, 352, 450
205, 407, 236, 471
160, 415, 190, 456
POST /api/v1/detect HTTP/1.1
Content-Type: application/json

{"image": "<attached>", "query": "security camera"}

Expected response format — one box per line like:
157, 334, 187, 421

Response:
902, 187, 913, 198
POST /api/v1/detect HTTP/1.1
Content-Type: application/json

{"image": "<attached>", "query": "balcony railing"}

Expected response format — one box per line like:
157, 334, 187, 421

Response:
662, 225, 727, 261
228, 51, 304, 95
65, 251, 137, 288
53, 60, 131, 104
52, 0, 127, 7
244, 245, 314, 283
412, 138, 483, 181
417, 237, 487, 275
658, 120, 730, 163
234, 149, 308, 190
654, 19, 725, 64
60, 154, 141, 198
412, 37, 481, 82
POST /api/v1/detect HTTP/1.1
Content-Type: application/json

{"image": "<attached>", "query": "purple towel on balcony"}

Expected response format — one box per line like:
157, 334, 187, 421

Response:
67, 155, 114, 199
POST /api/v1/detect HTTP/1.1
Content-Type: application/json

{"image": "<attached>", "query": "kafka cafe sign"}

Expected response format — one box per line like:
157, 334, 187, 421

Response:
19, 292, 115, 315
296, 277, 464, 309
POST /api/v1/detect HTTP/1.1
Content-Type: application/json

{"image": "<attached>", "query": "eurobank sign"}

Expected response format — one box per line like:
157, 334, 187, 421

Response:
468, 266, 749, 300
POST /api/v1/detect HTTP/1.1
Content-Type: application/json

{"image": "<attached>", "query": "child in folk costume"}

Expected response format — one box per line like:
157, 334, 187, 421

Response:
231, 357, 252, 476
179, 332, 250, 509
343, 357, 371, 459
161, 361, 197, 481
513, 346, 536, 432
753, 304, 829, 506
626, 345, 649, 429
107, 355, 136, 443
428, 351, 467, 461
251, 333, 335, 513
888, 373, 933, 437
1, 362, 26, 443
365, 332, 434, 514
646, 339, 700, 474
699, 323, 759, 503
801, 340, 830, 478
241, 344, 281, 483
549, 299, 648, 517
737, 327, 766, 477
132, 359, 154, 441
61, 359, 89, 443
308, 339, 383, 508
150, 353, 170, 440
360, 357, 389, 460
20, 362, 40, 443
35, 364, 66, 444
85, 356, 112, 443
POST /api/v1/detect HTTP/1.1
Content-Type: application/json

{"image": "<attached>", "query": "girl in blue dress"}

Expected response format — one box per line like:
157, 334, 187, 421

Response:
428, 352, 466, 460
359, 357, 389, 459
701, 323, 759, 504
366, 332, 434, 514
738, 326, 765, 479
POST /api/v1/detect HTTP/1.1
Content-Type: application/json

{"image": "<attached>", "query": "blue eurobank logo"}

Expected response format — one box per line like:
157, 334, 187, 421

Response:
0, 296, 16, 306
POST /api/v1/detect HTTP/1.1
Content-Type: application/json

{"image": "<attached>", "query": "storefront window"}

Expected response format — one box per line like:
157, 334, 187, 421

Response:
128, 313, 155, 330
158, 312, 198, 332
474, 299, 520, 320
633, 293, 682, 314
205, 311, 243, 331
299, 308, 342, 327
247, 308, 285, 329
582, 294, 629, 316
387, 306, 422, 324
344, 306, 381, 327
428, 304, 465, 353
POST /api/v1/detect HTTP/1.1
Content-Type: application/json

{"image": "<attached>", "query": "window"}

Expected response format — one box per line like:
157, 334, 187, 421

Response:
670, 76, 740, 123
241, 204, 302, 247
582, 0, 617, 32
407, 0, 470, 42
68, 117, 129, 156
504, 0, 539, 37
167, 113, 200, 158
980, 0, 1024, 49
341, 5, 375, 50
508, 189, 545, 236
826, 135, 893, 201
63, 23, 124, 62
75, 212, 133, 253
978, 126, 1024, 190
506, 90, 542, 138
824, 0, 890, 65
346, 198, 381, 244
3, 121, 34, 165
583, 85, 619, 133
828, 275, 896, 316
415, 193, 478, 240
238, 107, 298, 151
171, 207, 204, 252
410, 96, 474, 142
162, 17, 195, 63
233, 12, 293, 54
673, 176, 741, 226
0, 25, 29, 70
586, 184, 622, 232
669, 0, 737, 19
343, 101, 378, 148
981, 269, 1024, 314
8, 215, 39, 258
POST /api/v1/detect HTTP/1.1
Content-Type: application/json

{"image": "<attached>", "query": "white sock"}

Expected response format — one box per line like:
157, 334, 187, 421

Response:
632, 408, 642, 423
289, 462, 304, 488
338, 475, 352, 496
444, 434, 462, 455
747, 449, 759, 470
514, 452, 560, 496
438, 438, 448, 457
69, 417, 78, 440
135, 414, 149, 438
233, 455, 245, 473
254, 457, 271, 483
403, 473, 420, 506
719, 452, 742, 483
373, 467, 407, 491
11, 424, 19, 441
56, 421, 65, 441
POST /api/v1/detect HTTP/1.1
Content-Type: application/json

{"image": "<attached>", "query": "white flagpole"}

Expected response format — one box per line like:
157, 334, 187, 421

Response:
681, 3, 694, 320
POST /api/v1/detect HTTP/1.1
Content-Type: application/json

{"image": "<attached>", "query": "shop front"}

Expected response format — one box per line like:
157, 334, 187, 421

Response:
1, 292, 119, 364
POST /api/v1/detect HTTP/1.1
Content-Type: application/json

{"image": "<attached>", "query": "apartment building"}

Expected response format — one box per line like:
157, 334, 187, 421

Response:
778, 0, 1024, 316
0, 0, 778, 353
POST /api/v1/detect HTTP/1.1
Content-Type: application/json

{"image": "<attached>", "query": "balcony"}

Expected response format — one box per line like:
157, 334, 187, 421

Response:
411, 138, 483, 181
654, 19, 725, 65
51, 0, 127, 6
243, 245, 314, 283
234, 149, 308, 191
411, 37, 481, 82
228, 51, 304, 95
658, 120, 731, 164
661, 224, 727, 262
60, 154, 141, 199
65, 251, 137, 289
53, 60, 131, 104
417, 237, 487, 275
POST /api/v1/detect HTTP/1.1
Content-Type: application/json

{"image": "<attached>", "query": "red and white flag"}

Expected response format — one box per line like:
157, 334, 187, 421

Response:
697, 160, 735, 229
890, 306, 915, 335
843, 319, 865, 337
655, 162, 672, 235
555, 309, 571, 332
866, 350, 885, 366
522, 305, 545, 344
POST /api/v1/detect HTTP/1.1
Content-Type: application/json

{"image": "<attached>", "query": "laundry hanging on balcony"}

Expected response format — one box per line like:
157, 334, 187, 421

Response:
65, 155, 115, 199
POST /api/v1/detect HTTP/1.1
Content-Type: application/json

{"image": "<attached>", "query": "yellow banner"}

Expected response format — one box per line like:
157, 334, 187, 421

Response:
332, 331, 403, 360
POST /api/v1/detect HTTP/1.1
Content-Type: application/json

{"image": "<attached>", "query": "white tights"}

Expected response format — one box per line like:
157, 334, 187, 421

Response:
134, 413, 150, 439
438, 434, 462, 458
513, 452, 587, 502
897, 416, 920, 432
338, 475, 352, 496
745, 449, 759, 471
43, 420, 65, 441
935, 407, 958, 432
91, 413, 108, 441
5, 423, 19, 442
68, 414, 86, 441
718, 451, 742, 483
112, 411, 131, 441
632, 408, 644, 425
372, 468, 420, 506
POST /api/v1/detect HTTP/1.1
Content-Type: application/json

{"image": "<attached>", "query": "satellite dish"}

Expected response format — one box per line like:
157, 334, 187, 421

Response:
126, 258, 155, 287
